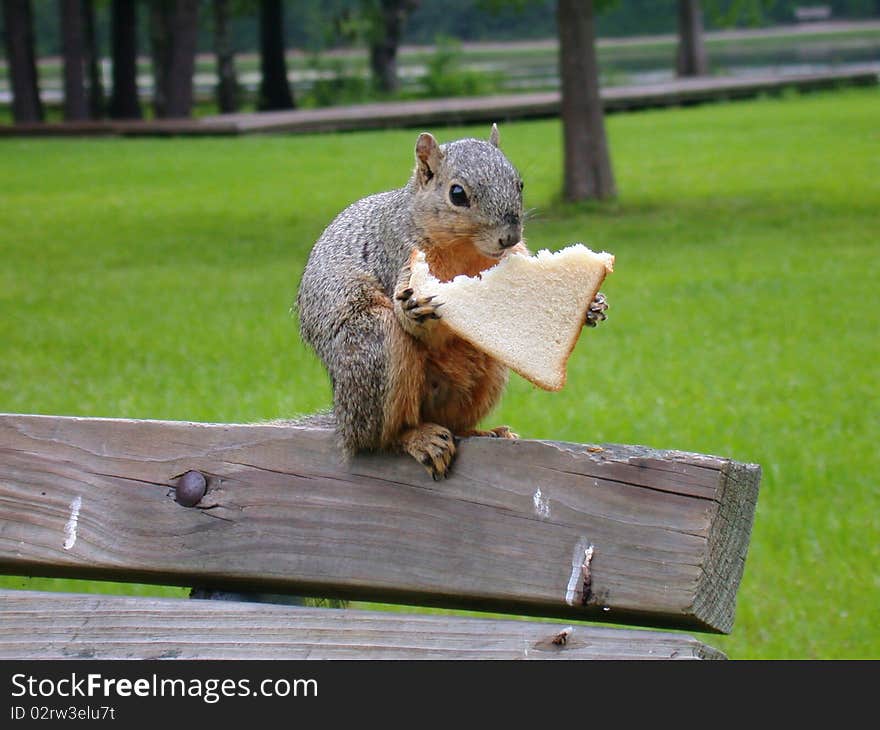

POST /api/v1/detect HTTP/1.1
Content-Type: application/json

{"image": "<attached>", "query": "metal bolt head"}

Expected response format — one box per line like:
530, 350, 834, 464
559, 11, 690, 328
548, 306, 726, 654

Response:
176, 470, 206, 507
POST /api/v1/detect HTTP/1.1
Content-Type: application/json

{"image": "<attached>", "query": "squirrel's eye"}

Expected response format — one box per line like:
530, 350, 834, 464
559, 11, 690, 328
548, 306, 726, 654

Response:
519, 180, 524, 192
449, 184, 469, 208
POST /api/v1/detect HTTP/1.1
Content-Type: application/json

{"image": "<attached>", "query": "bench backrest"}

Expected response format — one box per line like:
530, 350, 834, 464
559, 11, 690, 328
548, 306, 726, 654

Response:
0, 413, 760, 659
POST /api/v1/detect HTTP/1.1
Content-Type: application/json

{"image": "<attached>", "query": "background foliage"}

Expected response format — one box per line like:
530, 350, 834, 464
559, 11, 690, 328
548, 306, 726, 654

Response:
7, 0, 880, 57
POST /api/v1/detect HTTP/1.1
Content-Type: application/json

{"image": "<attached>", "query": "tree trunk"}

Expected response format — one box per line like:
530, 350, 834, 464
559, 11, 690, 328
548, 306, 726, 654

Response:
368, 0, 417, 94
676, 0, 709, 77
557, 0, 616, 202
82, 0, 104, 118
165, 0, 198, 118
150, 2, 169, 118
108, 0, 141, 119
2, 0, 44, 123
212, 0, 239, 113
258, 0, 294, 111
369, 38, 399, 95
59, 0, 88, 120
150, 0, 198, 119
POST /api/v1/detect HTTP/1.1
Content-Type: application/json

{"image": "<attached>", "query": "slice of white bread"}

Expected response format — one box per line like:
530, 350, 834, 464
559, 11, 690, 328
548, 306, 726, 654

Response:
409, 244, 614, 391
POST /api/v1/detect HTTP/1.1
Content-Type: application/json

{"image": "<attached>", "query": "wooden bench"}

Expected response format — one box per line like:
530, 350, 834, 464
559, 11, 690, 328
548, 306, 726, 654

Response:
0, 413, 760, 660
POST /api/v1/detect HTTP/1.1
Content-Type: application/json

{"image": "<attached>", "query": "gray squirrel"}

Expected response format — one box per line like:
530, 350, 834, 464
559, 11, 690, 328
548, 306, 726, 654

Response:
297, 125, 607, 479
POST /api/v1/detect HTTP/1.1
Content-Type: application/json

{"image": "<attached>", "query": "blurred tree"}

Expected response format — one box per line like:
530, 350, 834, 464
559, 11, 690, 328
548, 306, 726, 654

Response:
108, 0, 141, 119
150, 0, 199, 118
676, 0, 708, 76
409, 0, 555, 42
258, 0, 295, 109
484, 0, 614, 201
212, 0, 239, 113
364, 0, 419, 93
677, 0, 793, 77
557, 0, 616, 201
2, 0, 44, 123
324, 1, 419, 93
59, 0, 88, 120
82, 0, 104, 118
20, 0, 880, 57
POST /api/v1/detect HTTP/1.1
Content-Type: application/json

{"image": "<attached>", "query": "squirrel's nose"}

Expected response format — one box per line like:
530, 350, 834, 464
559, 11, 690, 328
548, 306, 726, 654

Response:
498, 233, 519, 249
498, 216, 522, 249
499, 219, 522, 248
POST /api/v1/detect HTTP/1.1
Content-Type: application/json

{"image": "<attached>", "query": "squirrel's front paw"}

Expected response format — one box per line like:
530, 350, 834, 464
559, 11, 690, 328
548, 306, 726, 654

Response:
395, 285, 443, 336
400, 423, 456, 480
586, 291, 609, 328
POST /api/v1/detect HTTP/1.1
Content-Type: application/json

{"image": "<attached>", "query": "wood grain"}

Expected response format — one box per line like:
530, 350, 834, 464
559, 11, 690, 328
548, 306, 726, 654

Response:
0, 589, 724, 660
0, 414, 760, 632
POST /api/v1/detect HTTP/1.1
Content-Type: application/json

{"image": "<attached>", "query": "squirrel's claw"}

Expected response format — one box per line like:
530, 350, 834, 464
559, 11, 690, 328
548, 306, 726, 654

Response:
400, 423, 456, 480
458, 425, 519, 439
407, 296, 443, 322
395, 282, 443, 335
586, 291, 609, 328
486, 425, 519, 439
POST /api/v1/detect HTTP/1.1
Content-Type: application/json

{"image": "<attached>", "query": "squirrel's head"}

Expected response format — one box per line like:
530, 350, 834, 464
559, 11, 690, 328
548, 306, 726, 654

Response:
409, 125, 524, 260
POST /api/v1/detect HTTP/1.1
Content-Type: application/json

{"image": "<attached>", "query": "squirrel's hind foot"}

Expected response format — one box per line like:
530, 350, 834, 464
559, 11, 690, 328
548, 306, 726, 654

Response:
400, 423, 456, 480
459, 425, 519, 440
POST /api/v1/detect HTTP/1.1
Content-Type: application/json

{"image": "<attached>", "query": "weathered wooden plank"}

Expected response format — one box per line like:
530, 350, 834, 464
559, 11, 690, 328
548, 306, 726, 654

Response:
193, 69, 880, 134
0, 413, 760, 632
0, 590, 724, 660
0, 118, 241, 137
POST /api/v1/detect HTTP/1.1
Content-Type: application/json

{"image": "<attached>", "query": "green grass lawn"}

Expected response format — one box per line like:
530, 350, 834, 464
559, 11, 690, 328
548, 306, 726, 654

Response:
1, 87, 877, 658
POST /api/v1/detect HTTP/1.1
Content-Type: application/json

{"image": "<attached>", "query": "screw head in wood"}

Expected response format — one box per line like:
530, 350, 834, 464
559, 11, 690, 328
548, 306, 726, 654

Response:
175, 470, 207, 507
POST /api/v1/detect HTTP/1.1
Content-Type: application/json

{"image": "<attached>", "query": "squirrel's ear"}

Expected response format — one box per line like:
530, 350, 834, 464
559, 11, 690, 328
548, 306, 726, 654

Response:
489, 123, 500, 148
415, 132, 443, 185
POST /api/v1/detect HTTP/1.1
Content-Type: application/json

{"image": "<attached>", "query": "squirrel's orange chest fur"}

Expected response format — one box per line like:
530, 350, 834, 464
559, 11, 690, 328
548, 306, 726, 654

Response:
423, 238, 499, 282
416, 240, 508, 434
420, 334, 508, 433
